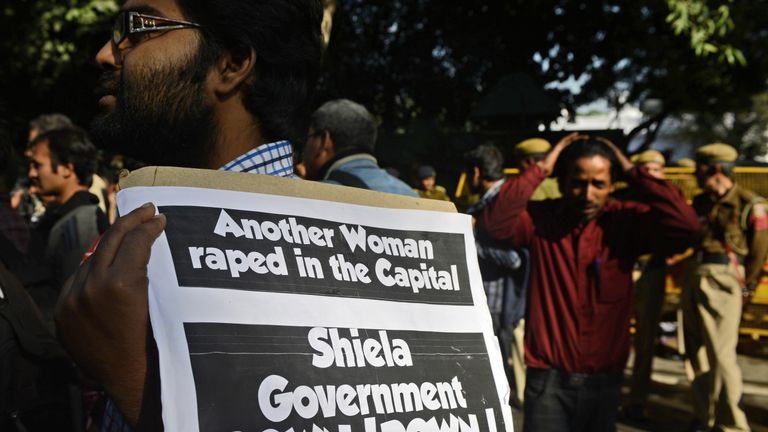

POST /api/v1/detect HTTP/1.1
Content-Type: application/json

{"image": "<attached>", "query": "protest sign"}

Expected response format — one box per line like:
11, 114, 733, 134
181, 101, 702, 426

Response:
118, 167, 513, 432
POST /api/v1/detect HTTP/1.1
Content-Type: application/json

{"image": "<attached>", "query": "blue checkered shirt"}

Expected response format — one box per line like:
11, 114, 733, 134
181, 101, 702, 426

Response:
219, 140, 295, 177
101, 140, 295, 431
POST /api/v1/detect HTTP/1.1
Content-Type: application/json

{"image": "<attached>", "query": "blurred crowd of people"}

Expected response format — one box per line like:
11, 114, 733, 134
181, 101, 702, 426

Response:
5, 108, 765, 432
462, 137, 765, 432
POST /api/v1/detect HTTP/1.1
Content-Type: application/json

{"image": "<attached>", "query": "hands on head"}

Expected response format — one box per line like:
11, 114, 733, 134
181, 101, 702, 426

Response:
536, 132, 634, 177
55, 203, 166, 426
593, 136, 634, 174
536, 132, 587, 176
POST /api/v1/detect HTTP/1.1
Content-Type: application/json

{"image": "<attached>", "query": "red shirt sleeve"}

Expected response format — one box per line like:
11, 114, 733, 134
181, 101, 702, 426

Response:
475, 165, 546, 247
625, 166, 701, 256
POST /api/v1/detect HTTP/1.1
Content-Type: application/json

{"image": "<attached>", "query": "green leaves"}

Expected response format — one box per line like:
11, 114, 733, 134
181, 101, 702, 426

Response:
1, 0, 118, 88
666, 0, 746, 65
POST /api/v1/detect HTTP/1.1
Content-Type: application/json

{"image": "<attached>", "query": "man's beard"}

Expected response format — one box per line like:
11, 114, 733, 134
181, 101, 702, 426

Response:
91, 49, 216, 168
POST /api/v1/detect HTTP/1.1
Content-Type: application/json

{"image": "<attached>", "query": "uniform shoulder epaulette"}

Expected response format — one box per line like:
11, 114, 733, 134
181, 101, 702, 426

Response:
738, 187, 767, 230
736, 186, 764, 203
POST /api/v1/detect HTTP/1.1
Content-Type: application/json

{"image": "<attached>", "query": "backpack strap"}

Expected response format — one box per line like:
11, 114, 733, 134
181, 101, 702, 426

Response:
327, 170, 370, 190
0, 265, 65, 360
0, 233, 22, 274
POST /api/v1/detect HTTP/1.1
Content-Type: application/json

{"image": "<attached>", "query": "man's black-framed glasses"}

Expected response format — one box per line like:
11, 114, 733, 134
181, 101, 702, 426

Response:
112, 10, 201, 49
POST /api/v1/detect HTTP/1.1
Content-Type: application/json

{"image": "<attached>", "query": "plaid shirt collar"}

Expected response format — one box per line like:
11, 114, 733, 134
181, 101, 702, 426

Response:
219, 140, 295, 177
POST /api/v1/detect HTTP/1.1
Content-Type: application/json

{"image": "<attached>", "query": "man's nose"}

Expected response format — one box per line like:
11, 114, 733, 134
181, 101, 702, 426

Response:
586, 184, 597, 201
574, 186, 587, 200
96, 40, 119, 69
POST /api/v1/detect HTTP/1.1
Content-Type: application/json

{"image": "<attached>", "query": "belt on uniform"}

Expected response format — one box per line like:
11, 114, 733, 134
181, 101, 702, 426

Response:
700, 253, 744, 265
528, 367, 622, 388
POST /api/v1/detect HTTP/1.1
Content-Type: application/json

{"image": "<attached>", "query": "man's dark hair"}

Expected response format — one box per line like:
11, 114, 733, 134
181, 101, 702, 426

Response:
29, 113, 75, 136
309, 99, 377, 153
464, 144, 505, 181
520, 153, 547, 165
554, 138, 620, 181
0, 133, 19, 192
31, 128, 98, 187
177, 0, 324, 145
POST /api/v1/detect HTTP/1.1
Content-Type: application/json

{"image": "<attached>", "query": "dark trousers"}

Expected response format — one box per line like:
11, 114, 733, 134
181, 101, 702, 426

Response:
523, 368, 622, 432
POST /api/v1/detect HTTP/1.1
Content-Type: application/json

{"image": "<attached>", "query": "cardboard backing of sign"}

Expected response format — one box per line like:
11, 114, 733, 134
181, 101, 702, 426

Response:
119, 166, 457, 213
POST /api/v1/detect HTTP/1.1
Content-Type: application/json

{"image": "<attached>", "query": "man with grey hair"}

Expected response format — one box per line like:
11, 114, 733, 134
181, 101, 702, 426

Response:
302, 99, 416, 196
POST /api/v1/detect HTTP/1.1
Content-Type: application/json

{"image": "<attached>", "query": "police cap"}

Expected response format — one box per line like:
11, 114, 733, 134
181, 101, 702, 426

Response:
631, 150, 665, 166
514, 138, 551, 157
674, 158, 695, 168
695, 143, 738, 163
417, 165, 436, 179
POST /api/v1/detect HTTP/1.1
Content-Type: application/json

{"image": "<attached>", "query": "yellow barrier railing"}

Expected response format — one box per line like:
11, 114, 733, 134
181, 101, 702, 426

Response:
456, 166, 768, 201
456, 166, 768, 337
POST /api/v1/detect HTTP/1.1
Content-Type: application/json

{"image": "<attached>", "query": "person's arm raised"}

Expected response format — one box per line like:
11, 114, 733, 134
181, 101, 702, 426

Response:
55, 203, 166, 426
600, 136, 701, 257
595, 136, 634, 174
477, 132, 586, 246
536, 132, 587, 175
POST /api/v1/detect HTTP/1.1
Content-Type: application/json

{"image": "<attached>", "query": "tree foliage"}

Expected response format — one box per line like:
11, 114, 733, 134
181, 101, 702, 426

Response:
669, 93, 768, 159
0, 0, 117, 140
0, 0, 765, 161
1, 0, 116, 86
666, 0, 745, 65
318, 0, 768, 155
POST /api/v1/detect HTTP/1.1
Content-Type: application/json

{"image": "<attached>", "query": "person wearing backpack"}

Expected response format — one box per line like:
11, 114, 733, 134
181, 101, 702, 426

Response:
26, 128, 109, 289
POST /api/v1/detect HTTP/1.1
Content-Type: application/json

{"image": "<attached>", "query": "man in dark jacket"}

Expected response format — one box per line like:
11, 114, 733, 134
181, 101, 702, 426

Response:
27, 128, 108, 288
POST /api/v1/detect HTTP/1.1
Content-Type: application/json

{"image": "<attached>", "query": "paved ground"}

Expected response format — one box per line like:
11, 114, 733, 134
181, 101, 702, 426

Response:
509, 350, 768, 432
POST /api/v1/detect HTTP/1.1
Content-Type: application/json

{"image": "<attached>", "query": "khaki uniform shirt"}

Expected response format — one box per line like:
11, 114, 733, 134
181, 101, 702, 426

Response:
416, 185, 452, 201
530, 177, 561, 201
693, 184, 768, 284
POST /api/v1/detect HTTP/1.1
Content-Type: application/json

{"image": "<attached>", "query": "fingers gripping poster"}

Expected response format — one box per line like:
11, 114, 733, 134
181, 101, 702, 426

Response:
118, 186, 513, 432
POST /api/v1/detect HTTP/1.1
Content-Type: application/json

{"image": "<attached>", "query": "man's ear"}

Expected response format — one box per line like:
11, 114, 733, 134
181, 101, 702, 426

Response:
59, 163, 75, 180
211, 47, 257, 96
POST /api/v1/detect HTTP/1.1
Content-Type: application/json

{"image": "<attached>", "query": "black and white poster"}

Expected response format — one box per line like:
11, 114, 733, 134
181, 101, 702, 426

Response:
118, 186, 513, 432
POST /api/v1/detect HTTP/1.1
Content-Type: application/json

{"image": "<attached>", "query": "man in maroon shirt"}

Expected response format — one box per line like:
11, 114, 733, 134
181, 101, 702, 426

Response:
476, 134, 700, 432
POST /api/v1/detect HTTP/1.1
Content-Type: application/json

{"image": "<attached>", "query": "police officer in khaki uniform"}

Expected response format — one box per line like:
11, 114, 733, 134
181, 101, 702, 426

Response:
513, 138, 561, 201
684, 143, 768, 432
625, 150, 669, 420
415, 165, 452, 201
